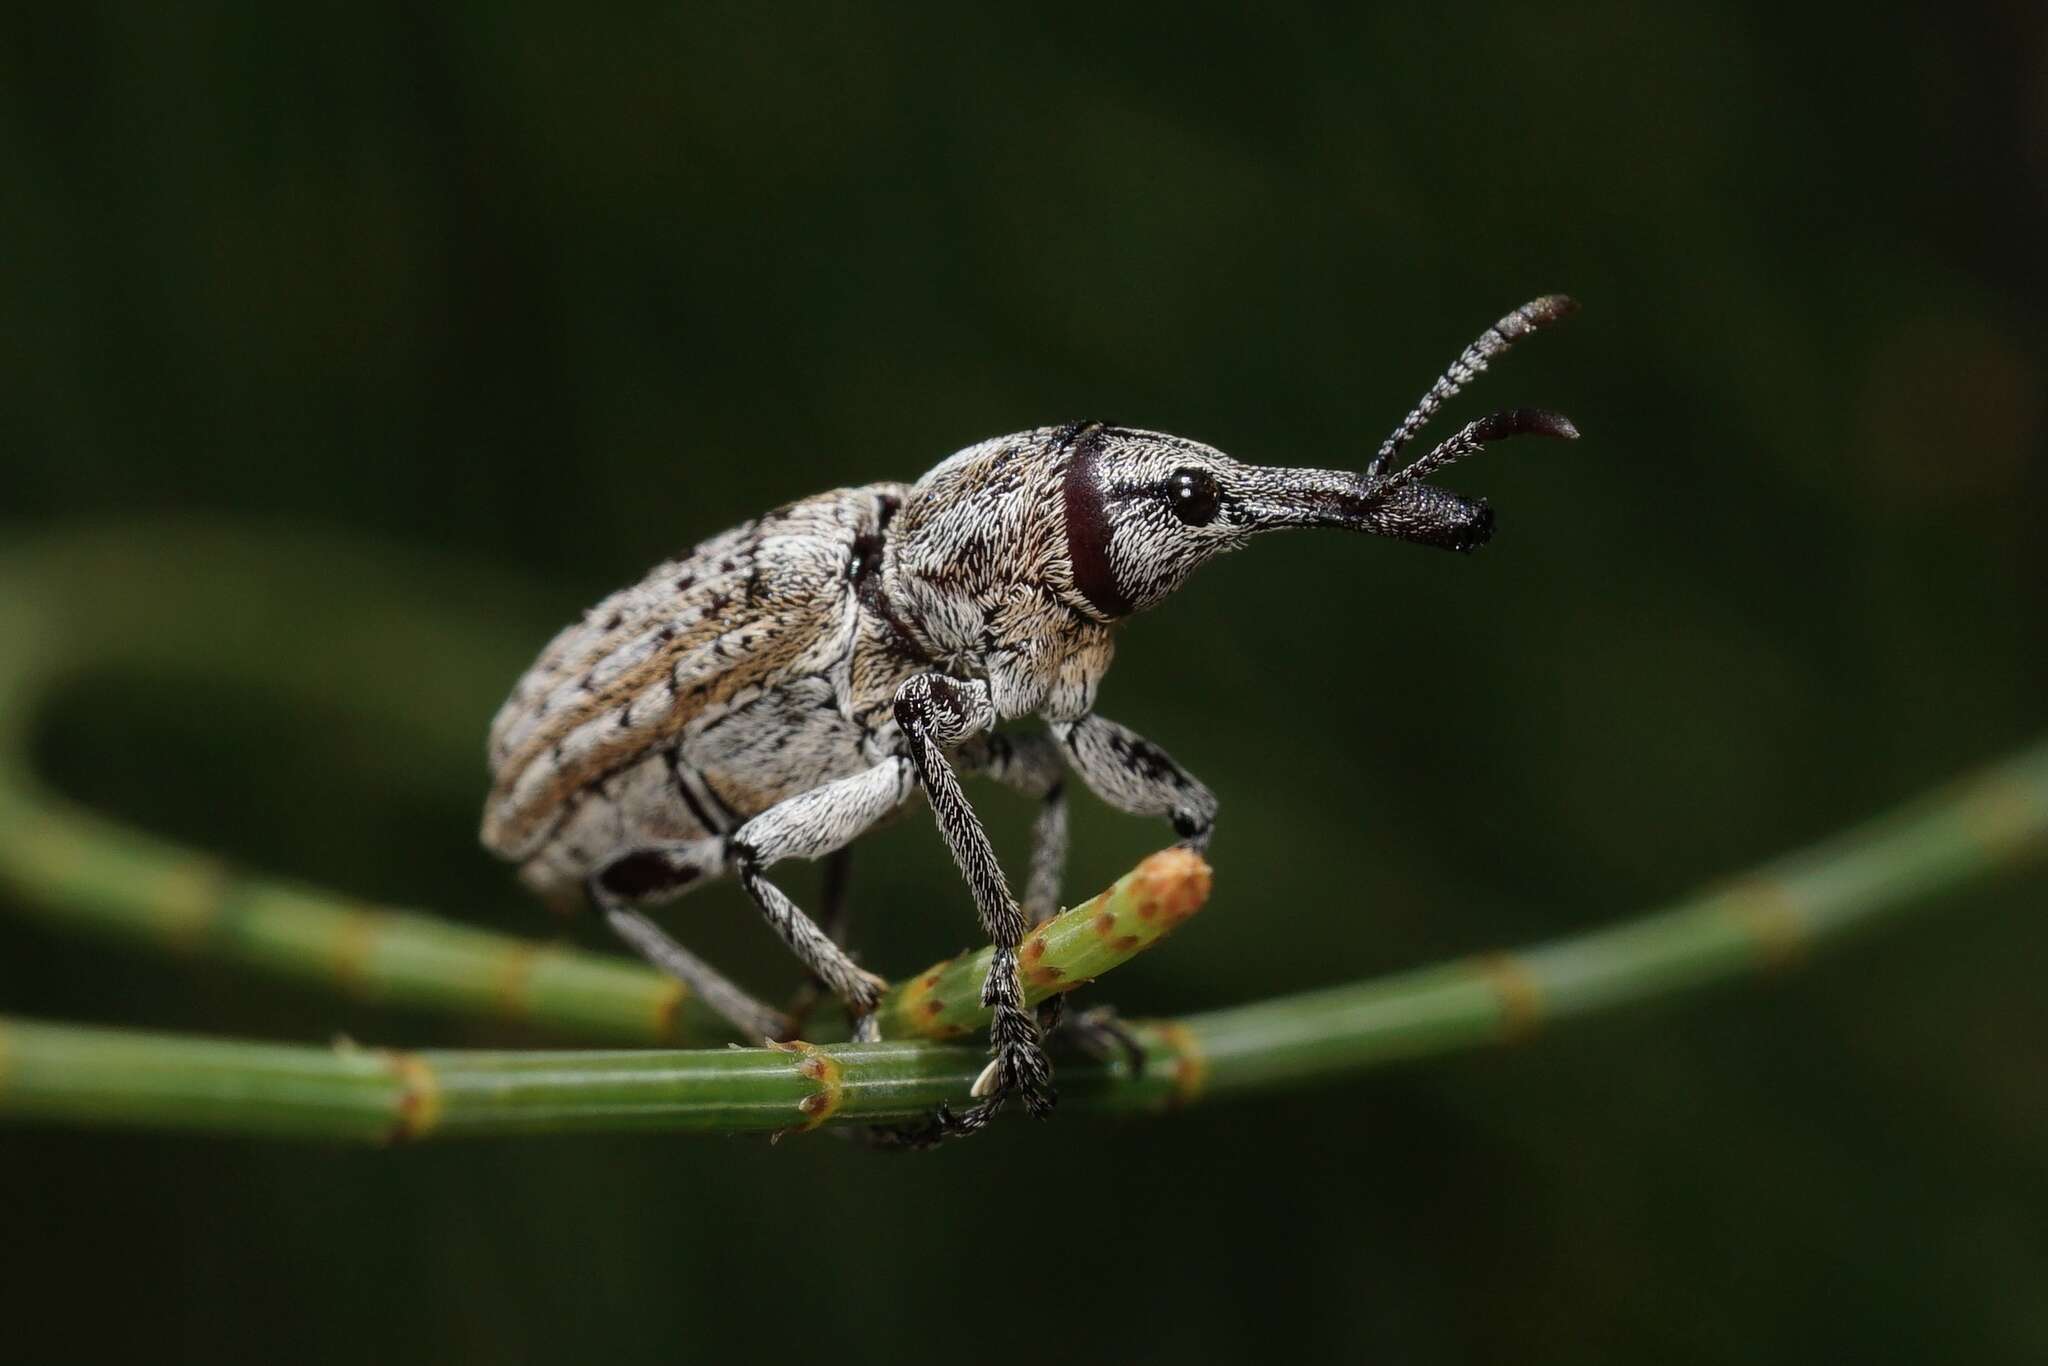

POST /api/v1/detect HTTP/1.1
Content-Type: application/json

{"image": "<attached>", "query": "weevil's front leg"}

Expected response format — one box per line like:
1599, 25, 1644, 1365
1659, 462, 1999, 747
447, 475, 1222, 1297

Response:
894, 674, 1055, 1117
958, 730, 1068, 925
729, 757, 918, 1041
1050, 713, 1218, 852
959, 729, 1098, 1038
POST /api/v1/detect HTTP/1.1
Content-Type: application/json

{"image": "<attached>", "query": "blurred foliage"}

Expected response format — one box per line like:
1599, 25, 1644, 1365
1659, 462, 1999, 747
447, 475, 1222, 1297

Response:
1, 3, 2044, 1363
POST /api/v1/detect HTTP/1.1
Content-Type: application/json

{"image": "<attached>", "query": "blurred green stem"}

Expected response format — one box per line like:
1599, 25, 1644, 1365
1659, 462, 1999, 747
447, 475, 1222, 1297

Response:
0, 524, 2043, 1140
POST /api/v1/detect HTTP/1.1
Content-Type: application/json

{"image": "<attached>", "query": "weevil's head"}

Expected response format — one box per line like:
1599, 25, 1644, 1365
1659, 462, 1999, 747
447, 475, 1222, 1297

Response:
1040, 294, 1581, 621
888, 296, 1579, 633
1045, 408, 1576, 620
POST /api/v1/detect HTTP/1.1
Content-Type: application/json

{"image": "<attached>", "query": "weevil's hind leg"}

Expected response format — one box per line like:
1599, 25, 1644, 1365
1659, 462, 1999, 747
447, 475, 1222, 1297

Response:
586, 842, 793, 1041
894, 674, 1055, 1122
728, 758, 919, 1043
958, 730, 1104, 1047
605, 906, 794, 1041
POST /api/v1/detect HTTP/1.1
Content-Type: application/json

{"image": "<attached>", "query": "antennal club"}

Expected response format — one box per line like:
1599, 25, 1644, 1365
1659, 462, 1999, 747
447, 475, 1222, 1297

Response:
1365, 294, 1580, 484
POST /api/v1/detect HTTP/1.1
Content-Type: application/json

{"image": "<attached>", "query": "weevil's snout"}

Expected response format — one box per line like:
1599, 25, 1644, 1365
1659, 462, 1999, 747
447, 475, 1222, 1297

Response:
1248, 404, 1575, 552
1372, 482, 1496, 552
1244, 470, 1499, 552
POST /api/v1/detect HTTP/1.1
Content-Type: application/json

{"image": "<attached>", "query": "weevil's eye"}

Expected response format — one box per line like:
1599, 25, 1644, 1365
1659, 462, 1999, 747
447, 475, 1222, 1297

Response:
1164, 467, 1221, 526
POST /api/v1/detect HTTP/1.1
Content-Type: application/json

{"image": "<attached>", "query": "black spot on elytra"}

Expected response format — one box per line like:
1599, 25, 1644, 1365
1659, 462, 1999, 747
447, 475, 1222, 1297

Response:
674, 573, 695, 593
604, 612, 624, 631
599, 851, 701, 899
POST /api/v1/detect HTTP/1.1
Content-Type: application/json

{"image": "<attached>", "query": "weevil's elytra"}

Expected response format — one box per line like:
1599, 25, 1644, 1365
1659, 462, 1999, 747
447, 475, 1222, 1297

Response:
481, 294, 1581, 1143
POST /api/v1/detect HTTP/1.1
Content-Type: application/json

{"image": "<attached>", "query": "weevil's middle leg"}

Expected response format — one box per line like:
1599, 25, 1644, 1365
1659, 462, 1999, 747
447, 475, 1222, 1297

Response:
593, 759, 914, 1045
728, 757, 918, 1041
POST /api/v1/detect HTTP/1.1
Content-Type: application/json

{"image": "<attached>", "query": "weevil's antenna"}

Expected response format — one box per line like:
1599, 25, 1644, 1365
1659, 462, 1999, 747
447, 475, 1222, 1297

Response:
1369, 406, 1580, 501
1365, 294, 1579, 482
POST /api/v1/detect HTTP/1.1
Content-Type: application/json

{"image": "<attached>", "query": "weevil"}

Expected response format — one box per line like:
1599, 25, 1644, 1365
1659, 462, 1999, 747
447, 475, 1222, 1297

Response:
481, 294, 1579, 1139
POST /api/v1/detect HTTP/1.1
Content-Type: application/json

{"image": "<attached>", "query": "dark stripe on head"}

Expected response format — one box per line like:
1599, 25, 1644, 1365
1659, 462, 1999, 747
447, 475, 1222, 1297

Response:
1060, 422, 1133, 619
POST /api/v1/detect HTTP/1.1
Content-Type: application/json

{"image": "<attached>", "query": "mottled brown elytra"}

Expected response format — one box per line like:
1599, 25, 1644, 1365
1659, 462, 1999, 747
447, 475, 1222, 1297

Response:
481, 295, 1580, 1144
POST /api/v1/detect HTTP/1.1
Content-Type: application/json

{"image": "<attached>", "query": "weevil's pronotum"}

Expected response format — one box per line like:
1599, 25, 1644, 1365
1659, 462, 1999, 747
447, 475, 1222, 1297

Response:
482, 295, 1580, 1138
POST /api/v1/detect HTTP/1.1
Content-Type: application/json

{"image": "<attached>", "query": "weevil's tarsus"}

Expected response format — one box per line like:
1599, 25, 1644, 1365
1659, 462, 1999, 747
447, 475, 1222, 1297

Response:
861, 1100, 1000, 1151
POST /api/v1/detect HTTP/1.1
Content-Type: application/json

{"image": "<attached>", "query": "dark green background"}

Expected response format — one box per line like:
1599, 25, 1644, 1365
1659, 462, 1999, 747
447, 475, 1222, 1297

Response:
3, 5, 2044, 1362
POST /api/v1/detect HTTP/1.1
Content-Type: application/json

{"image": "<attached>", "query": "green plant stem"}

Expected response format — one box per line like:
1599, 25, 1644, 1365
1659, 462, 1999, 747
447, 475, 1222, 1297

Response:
0, 523, 2043, 1140
3, 737, 2043, 1141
